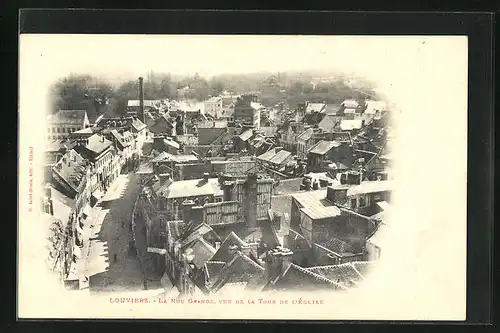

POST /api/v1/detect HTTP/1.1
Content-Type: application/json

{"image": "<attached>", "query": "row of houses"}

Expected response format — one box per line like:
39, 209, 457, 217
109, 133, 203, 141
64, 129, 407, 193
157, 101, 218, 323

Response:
42, 109, 149, 289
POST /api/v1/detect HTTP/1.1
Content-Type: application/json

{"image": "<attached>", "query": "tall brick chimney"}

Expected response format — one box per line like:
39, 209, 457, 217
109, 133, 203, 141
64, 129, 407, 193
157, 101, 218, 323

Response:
138, 77, 145, 123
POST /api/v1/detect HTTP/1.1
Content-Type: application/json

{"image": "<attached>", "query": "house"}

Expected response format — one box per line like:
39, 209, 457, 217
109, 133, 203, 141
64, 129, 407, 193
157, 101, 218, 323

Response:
233, 129, 254, 153
307, 140, 354, 172
41, 184, 86, 289
153, 173, 224, 220
205, 97, 223, 118
146, 113, 176, 136
335, 175, 393, 217
256, 147, 293, 170
276, 120, 304, 154
73, 134, 116, 192
163, 221, 221, 296
296, 128, 315, 160
97, 116, 148, 158
47, 110, 90, 141
197, 121, 229, 146
233, 95, 261, 129
285, 188, 376, 267
107, 129, 135, 169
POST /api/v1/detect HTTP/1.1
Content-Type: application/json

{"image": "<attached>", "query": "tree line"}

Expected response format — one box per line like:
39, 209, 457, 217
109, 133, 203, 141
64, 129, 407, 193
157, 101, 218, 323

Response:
49, 72, 379, 118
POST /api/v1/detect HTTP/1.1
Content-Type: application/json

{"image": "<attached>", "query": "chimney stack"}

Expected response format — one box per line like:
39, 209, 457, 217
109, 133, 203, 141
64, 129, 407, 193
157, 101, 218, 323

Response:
202, 172, 210, 182
158, 173, 171, 185
265, 247, 294, 281
191, 205, 205, 226
182, 200, 195, 223
139, 77, 145, 124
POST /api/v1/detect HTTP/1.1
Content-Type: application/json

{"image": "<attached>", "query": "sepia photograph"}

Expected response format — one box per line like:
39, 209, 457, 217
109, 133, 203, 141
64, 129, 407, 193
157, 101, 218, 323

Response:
18, 34, 468, 320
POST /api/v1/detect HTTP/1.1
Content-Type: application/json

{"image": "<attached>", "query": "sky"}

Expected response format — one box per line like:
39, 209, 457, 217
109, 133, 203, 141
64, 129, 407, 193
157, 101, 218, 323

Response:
20, 34, 466, 93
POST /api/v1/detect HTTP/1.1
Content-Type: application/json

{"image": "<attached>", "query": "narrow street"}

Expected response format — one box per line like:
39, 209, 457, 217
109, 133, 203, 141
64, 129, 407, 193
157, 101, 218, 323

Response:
86, 172, 146, 294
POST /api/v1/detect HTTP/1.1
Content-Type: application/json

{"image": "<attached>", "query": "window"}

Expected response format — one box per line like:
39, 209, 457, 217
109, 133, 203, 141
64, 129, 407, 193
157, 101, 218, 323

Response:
359, 196, 366, 207
350, 198, 357, 209
56, 128, 60, 133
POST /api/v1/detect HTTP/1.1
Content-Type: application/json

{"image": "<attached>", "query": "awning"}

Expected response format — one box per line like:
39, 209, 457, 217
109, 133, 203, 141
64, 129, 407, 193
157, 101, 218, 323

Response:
92, 189, 103, 200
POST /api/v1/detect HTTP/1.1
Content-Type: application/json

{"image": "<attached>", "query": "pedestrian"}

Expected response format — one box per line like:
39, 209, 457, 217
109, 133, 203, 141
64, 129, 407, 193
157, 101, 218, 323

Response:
113, 254, 117, 263
121, 220, 124, 228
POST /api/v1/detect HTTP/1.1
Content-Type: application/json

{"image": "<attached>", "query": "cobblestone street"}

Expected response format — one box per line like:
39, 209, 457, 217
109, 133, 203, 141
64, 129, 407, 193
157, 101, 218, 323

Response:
86, 172, 148, 294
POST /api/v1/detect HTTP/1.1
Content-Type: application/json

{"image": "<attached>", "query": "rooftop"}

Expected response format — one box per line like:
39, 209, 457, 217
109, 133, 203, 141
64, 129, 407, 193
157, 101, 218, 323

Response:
346, 180, 393, 196
301, 205, 341, 220
85, 134, 113, 155
309, 140, 341, 155
341, 99, 360, 109
305, 262, 364, 288
297, 128, 314, 141
340, 119, 363, 131
256, 148, 292, 165
161, 178, 223, 199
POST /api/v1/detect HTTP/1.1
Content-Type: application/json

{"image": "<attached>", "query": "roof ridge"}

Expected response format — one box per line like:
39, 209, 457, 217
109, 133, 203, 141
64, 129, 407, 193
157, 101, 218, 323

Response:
290, 264, 348, 290
305, 262, 353, 270
348, 262, 365, 280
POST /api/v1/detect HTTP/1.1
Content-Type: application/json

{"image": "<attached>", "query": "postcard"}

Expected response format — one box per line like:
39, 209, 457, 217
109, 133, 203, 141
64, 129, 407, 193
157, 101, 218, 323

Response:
18, 34, 467, 320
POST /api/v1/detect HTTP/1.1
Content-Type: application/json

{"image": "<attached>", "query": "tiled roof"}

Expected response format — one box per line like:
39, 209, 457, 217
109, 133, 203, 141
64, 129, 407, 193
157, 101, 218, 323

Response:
346, 180, 393, 196
50, 110, 88, 125
211, 251, 266, 291
305, 262, 364, 288
158, 178, 222, 200
270, 263, 347, 291
351, 261, 377, 276
316, 238, 355, 255
309, 140, 341, 155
